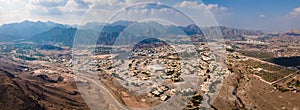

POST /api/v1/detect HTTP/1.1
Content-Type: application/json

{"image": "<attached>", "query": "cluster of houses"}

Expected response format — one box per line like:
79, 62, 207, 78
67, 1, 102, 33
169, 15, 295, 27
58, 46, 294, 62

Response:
197, 45, 229, 94
86, 43, 230, 104
287, 79, 300, 93
130, 46, 172, 59
149, 85, 171, 101
164, 60, 181, 82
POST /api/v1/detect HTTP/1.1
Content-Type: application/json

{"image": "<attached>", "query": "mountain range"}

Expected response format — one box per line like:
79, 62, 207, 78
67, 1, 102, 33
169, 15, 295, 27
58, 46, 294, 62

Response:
0, 20, 265, 46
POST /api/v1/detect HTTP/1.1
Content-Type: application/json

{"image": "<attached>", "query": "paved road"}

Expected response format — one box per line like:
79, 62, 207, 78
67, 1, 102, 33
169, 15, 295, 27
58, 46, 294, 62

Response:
72, 58, 129, 110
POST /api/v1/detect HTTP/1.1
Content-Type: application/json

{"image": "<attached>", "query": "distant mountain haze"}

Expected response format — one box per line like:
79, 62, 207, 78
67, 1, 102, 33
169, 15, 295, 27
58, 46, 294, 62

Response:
0, 20, 69, 40
0, 33, 18, 42
0, 20, 265, 46
30, 27, 77, 46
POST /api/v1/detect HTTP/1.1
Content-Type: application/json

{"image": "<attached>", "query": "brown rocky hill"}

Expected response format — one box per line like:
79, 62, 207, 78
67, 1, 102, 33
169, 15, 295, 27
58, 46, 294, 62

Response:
0, 56, 89, 110
0, 69, 44, 110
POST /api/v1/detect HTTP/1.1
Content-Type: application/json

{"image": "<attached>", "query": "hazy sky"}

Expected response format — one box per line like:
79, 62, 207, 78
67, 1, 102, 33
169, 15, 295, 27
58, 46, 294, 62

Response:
0, 0, 300, 31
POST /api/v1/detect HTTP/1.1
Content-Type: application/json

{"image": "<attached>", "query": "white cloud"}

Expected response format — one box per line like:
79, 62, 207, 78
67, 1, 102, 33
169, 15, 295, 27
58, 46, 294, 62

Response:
125, 7, 180, 18
83, 0, 122, 7
207, 4, 229, 15
124, 0, 159, 5
0, 0, 229, 26
174, 1, 229, 16
259, 14, 265, 18
27, 0, 89, 16
174, 1, 206, 9
289, 7, 300, 17
0, 0, 30, 24
30, 0, 68, 7
62, 0, 88, 14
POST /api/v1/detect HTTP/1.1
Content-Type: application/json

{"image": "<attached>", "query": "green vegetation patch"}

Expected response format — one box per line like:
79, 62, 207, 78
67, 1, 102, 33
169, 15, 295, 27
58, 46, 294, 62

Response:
241, 59, 296, 82
239, 50, 274, 60
14, 55, 37, 61
242, 59, 282, 71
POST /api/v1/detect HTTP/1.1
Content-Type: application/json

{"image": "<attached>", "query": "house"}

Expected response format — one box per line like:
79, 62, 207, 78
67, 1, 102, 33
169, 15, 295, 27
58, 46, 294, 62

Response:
148, 65, 164, 72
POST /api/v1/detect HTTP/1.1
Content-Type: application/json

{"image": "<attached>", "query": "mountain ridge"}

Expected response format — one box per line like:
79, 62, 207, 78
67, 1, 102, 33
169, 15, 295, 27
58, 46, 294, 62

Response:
0, 20, 265, 46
